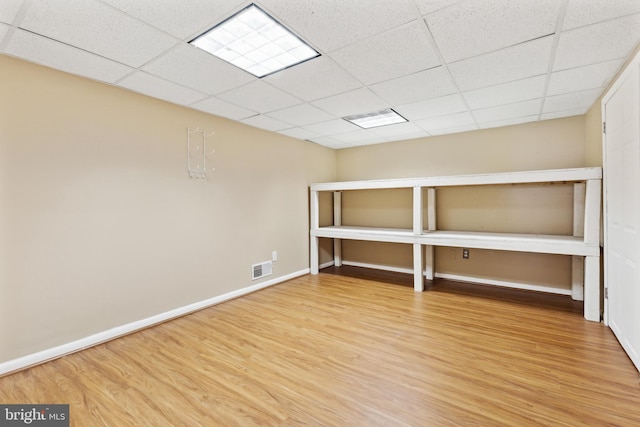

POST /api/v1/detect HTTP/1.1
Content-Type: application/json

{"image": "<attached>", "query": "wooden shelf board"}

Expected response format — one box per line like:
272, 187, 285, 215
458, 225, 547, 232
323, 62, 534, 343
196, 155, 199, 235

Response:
421, 230, 599, 256
311, 167, 602, 192
311, 226, 599, 256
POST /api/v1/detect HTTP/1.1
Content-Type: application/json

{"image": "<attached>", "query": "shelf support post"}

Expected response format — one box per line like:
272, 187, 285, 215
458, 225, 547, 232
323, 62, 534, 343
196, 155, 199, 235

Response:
584, 255, 600, 322
425, 187, 436, 281
310, 189, 319, 274
584, 180, 601, 245
413, 186, 424, 291
583, 179, 602, 321
413, 244, 424, 291
413, 186, 423, 234
572, 182, 585, 301
333, 191, 342, 267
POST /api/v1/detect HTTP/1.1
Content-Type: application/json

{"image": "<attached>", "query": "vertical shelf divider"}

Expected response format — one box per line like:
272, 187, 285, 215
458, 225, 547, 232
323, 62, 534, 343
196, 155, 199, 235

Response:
572, 183, 586, 301
333, 191, 342, 267
310, 188, 319, 274
425, 187, 436, 281
413, 186, 424, 291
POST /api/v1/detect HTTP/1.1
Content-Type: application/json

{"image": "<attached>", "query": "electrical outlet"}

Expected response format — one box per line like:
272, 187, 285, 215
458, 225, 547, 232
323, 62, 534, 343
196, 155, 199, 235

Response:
272, 251, 278, 261
462, 249, 469, 259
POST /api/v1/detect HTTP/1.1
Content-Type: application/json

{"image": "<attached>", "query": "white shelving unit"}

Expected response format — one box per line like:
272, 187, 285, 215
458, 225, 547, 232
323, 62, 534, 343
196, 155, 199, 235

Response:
309, 167, 603, 322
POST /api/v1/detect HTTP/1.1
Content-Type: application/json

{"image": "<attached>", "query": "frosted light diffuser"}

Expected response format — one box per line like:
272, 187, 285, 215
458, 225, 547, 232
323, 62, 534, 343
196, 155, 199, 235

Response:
190, 4, 320, 78
343, 109, 408, 129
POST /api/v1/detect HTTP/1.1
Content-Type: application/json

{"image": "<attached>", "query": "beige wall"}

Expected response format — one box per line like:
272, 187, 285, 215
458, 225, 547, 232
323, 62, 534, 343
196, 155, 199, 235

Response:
337, 117, 586, 181
0, 55, 336, 363
584, 102, 603, 167
334, 117, 587, 290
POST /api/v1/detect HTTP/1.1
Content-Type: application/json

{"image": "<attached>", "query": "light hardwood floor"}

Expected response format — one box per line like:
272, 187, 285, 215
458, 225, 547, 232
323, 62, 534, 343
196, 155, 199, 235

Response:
1, 266, 639, 426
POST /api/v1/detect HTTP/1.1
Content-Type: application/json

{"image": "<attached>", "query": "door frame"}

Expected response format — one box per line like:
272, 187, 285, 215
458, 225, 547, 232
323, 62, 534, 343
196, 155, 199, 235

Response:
600, 47, 640, 374
601, 47, 640, 327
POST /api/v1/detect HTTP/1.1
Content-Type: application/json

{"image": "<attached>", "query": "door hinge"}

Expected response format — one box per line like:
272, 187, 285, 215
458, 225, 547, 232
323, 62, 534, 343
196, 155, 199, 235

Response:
603, 122, 606, 134
604, 287, 608, 299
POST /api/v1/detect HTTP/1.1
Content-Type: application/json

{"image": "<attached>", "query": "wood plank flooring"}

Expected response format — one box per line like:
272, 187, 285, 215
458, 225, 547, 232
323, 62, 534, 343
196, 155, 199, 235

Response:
1, 266, 639, 426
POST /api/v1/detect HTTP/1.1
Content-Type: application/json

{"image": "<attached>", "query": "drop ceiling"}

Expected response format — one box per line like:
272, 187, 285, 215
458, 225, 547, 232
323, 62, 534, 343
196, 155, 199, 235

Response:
1, 0, 639, 149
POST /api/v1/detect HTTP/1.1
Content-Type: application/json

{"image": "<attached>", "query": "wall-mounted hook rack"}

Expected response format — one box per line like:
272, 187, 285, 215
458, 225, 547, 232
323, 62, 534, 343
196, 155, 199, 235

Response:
187, 127, 215, 179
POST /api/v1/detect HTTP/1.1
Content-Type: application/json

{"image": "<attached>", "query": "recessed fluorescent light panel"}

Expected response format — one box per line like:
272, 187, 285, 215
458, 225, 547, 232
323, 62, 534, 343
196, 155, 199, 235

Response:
190, 4, 320, 78
343, 109, 408, 129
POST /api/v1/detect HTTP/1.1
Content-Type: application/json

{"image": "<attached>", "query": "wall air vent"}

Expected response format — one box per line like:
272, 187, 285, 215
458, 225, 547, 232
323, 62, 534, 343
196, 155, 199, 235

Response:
252, 260, 273, 280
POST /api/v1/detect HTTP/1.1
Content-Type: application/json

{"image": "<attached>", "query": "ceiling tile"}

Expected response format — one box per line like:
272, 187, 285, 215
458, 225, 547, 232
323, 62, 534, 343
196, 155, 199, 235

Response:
190, 97, 257, 121
366, 122, 428, 139
541, 108, 587, 121
143, 44, 254, 95
4, 29, 133, 83
349, 138, 392, 147
563, 0, 640, 30
547, 59, 623, 96
427, 0, 560, 63
307, 136, 353, 149
20, 0, 178, 67
473, 99, 541, 124
415, 0, 463, 16
415, 111, 476, 131
302, 119, 360, 136
0, 0, 23, 24
311, 87, 388, 117
370, 67, 457, 106
264, 56, 361, 101
553, 13, 640, 71
395, 94, 467, 121
542, 88, 602, 114
99, 0, 246, 39
330, 130, 387, 145
217, 80, 302, 114
449, 36, 553, 91
428, 124, 478, 136
479, 115, 539, 130
463, 75, 546, 110
278, 127, 319, 140
118, 71, 208, 106
260, 0, 417, 52
0, 22, 10, 41
3, 0, 639, 149
329, 20, 441, 85
266, 103, 335, 127
240, 114, 291, 132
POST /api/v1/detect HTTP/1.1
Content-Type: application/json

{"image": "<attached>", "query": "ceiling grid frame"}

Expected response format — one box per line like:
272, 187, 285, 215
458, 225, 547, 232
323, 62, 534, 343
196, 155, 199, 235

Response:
0, 0, 638, 149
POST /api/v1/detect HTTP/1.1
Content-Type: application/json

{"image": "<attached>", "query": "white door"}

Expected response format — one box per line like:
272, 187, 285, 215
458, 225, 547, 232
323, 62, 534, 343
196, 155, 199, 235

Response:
603, 53, 640, 373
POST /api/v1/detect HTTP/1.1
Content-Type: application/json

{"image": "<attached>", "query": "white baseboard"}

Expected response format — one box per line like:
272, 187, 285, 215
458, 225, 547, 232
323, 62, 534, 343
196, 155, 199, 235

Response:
341, 261, 571, 295
319, 260, 335, 269
342, 261, 414, 275
433, 273, 571, 295
0, 268, 309, 377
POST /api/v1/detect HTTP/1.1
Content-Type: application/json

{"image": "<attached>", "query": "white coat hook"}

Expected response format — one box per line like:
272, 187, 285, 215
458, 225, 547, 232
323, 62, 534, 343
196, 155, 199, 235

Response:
187, 127, 215, 179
